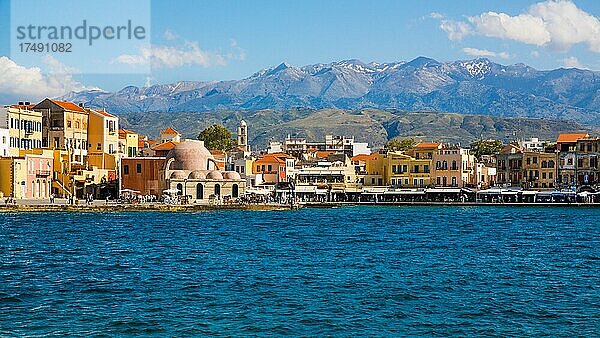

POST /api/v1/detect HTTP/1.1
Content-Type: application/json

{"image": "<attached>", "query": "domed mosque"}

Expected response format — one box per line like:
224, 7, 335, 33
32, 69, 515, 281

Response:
160, 139, 245, 203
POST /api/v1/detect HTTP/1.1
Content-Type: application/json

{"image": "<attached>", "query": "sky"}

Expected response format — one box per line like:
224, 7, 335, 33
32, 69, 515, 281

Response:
0, 0, 599, 101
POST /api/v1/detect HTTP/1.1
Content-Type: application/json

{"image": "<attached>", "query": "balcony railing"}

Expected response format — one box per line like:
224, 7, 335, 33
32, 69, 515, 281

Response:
36, 170, 51, 177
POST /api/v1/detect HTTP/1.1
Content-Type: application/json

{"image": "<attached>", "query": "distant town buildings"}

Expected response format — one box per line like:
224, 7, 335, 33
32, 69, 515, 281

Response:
0, 97, 599, 203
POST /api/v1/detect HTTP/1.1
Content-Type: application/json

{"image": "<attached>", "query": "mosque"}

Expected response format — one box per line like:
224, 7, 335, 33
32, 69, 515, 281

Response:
159, 139, 245, 203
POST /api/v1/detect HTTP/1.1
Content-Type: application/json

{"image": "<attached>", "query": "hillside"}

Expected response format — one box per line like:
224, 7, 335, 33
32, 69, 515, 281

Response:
120, 108, 593, 148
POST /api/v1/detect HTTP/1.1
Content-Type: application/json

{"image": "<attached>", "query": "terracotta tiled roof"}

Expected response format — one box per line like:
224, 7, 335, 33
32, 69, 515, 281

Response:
151, 141, 179, 151
416, 142, 440, 149
498, 144, 523, 154
118, 129, 138, 138
351, 153, 376, 161
161, 127, 180, 135
90, 109, 116, 118
557, 133, 589, 143
50, 100, 86, 112
255, 153, 288, 164
315, 151, 334, 159
9, 104, 36, 109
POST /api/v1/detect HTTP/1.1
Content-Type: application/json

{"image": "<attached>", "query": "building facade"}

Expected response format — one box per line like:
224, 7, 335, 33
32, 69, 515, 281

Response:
0, 149, 53, 199
33, 99, 89, 164
1, 105, 43, 157
122, 157, 166, 196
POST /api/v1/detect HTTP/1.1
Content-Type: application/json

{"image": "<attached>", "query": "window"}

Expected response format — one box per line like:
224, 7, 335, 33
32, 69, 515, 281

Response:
136, 163, 142, 173
526, 157, 531, 165
533, 157, 537, 164
451, 160, 457, 170
232, 184, 239, 198
436, 177, 440, 185
549, 172, 553, 179
442, 161, 447, 170
541, 161, 547, 168
196, 183, 204, 199
214, 184, 221, 196
267, 165, 272, 172
67, 120, 72, 128
97, 143, 102, 150
542, 173, 546, 179
424, 165, 429, 173
436, 161, 441, 169
176, 183, 183, 196
392, 165, 396, 173
123, 165, 129, 175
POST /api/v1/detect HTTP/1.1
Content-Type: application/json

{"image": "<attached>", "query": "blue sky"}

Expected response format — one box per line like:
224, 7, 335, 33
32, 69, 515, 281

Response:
0, 0, 599, 97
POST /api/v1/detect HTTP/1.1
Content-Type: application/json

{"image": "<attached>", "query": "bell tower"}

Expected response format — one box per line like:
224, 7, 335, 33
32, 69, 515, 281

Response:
237, 120, 248, 152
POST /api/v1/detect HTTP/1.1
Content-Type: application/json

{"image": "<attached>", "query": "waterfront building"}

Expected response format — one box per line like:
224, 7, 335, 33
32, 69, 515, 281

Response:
118, 129, 139, 158
87, 109, 118, 156
122, 157, 166, 196
281, 135, 370, 158
0, 127, 8, 157
0, 149, 53, 199
575, 136, 600, 188
32, 99, 88, 165
366, 151, 432, 188
522, 151, 557, 190
474, 163, 497, 189
556, 133, 589, 189
253, 153, 296, 186
1, 104, 43, 157
294, 157, 360, 201
159, 139, 245, 203
495, 144, 523, 187
496, 143, 557, 190
431, 144, 476, 188
86, 109, 119, 173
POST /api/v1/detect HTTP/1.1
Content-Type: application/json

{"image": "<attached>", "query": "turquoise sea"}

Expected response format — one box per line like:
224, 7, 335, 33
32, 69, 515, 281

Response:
1, 206, 599, 336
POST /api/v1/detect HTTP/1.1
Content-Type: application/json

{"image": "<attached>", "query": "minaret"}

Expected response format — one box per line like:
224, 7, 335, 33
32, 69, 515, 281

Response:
237, 120, 249, 152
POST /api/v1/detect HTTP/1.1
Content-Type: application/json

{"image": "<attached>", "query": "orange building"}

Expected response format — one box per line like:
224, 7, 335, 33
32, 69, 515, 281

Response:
121, 157, 166, 196
253, 153, 295, 185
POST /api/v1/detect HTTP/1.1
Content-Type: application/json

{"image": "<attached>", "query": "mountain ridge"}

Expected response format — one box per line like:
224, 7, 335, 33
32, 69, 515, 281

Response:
61, 56, 600, 125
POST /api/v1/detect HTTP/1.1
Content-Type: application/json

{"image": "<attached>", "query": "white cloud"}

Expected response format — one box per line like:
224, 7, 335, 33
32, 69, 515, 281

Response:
440, 20, 472, 41
468, 11, 550, 46
462, 47, 511, 59
561, 56, 585, 69
429, 12, 444, 19
115, 40, 246, 69
530, 50, 541, 57
438, 0, 600, 53
0, 56, 97, 101
163, 29, 178, 41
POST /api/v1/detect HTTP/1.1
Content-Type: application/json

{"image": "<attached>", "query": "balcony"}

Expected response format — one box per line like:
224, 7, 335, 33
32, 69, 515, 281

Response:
36, 170, 51, 177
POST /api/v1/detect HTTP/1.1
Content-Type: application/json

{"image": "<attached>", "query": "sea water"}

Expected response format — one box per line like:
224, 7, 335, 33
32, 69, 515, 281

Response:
1, 206, 599, 336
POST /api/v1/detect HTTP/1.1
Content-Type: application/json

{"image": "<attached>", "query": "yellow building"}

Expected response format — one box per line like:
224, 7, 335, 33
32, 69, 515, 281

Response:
87, 108, 119, 171
33, 99, 89, 165
366, 151, 432, 188
1, 104, 43, 157
119, 129, 139, 158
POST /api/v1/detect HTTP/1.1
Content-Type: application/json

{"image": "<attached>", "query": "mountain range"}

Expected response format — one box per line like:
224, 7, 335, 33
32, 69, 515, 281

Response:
62, 56, 600, 125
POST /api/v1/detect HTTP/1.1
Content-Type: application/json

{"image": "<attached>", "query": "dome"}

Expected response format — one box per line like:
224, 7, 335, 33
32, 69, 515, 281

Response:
165, 140, 214, 171
170, 170, 186, 179
222, 171, 241, 180
206, 171, 223, 180
188, 170, 206, 179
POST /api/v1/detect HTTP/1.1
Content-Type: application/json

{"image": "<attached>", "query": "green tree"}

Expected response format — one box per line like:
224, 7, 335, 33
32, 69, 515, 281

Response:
385, 137, 417, 151
470, 139, 503, 158
197, 124, 237, 151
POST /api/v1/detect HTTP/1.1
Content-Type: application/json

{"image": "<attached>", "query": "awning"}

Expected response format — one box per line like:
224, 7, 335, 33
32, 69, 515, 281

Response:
425, 188, 462, 194
384, 190, 425, 195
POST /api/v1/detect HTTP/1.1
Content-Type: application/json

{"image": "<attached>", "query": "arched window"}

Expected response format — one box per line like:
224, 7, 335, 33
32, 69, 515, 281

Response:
451, 160, 457, 170
436, 161, 441, 169
196, 183, 204, 200
214, 184, 221, 196
232, 184, 239, 198
176, 183, 183, 195
442, 160, 448, 170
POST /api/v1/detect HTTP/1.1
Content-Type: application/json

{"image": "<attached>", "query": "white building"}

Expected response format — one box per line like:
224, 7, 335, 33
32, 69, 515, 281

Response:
519, 137, 546, 151
0, 128, 8, 157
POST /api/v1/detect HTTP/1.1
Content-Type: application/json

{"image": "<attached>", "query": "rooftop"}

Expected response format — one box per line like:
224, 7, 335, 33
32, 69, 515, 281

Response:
557, 133, 589, 143
161, 127, 180, 135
